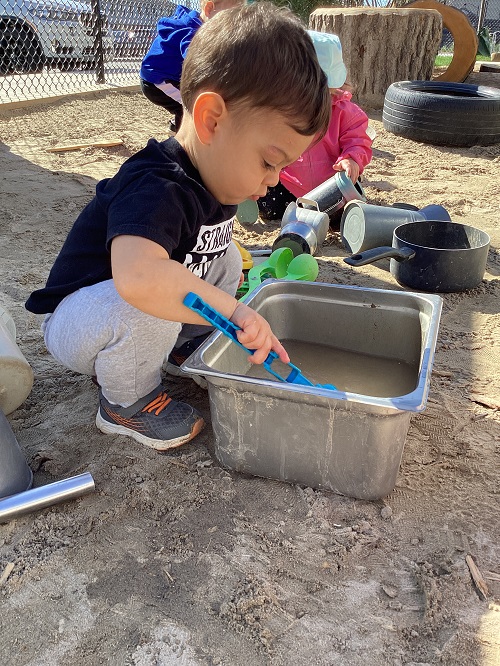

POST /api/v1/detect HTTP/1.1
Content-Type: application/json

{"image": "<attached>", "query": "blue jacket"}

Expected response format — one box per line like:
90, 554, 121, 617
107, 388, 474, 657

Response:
140, 5, 202, 85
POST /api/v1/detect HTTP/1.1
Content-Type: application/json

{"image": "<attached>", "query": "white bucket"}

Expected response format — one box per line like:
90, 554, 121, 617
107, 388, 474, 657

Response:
0, 306, 34, 415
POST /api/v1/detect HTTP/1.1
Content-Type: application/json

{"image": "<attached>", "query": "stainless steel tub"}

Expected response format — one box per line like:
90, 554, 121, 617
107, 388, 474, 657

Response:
183, 280, 442, 500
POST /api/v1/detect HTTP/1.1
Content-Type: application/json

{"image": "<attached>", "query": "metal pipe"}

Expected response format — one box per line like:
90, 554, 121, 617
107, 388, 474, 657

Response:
249, 249, 272, 257
478, 0, 488, 32
90, 0, 106, 84
0, 473, 95, 523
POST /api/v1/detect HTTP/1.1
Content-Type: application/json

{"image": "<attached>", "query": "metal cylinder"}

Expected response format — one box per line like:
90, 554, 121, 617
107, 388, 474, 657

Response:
274, 200, 330, 256
0, 408, 33, 499
273, 221, 318, 255
301, 172, 366, 225
0, 472, 95, 523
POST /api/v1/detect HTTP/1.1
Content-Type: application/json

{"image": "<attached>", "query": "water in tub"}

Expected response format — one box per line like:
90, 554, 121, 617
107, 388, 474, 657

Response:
245, 339, 418, 398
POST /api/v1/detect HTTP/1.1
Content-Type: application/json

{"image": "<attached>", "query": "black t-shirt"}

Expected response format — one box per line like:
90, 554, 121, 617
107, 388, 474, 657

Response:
26, 138, 237, 314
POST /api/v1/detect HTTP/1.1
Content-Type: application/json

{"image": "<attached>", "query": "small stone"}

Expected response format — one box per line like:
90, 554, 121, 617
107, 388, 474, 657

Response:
410, 629, 419, 638
381, 505, 393, 520
411, 538, 419, 546
382, 584, 399, 598
359, 520, 372, 533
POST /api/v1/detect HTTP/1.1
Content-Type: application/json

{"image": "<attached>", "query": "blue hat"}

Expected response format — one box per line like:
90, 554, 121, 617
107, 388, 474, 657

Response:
308, 30, 347, 89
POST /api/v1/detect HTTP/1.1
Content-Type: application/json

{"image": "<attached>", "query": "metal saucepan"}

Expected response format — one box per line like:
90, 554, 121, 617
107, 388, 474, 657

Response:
344, 220, 490, 293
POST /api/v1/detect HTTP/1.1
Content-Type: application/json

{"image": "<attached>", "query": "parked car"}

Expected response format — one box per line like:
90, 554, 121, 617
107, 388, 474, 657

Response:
0, 0, 114, 74
112, 23, 155, 59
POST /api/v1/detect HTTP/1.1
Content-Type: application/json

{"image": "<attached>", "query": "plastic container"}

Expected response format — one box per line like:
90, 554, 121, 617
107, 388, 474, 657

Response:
0, 305, 34, 415
183, 280, 442, 500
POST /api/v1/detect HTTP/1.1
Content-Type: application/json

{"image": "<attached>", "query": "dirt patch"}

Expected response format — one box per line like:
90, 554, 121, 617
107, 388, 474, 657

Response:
0, 90, 499, 666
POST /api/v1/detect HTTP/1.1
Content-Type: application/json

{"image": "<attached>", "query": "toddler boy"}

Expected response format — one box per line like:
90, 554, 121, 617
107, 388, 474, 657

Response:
26, 2, 331, 452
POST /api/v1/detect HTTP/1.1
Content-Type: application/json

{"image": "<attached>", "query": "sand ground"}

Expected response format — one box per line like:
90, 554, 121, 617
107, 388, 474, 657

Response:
0, 78, 499, 665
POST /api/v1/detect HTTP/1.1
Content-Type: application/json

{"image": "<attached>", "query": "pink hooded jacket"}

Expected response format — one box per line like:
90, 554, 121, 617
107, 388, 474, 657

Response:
280, 90, 373, 198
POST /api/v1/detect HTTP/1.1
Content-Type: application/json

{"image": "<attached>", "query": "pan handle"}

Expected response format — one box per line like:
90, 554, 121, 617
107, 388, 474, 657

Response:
344, 246, 415, 267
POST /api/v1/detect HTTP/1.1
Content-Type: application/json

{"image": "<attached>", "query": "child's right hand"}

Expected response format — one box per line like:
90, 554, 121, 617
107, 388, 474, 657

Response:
334, 157, 360, 184
230, 302, 290, 365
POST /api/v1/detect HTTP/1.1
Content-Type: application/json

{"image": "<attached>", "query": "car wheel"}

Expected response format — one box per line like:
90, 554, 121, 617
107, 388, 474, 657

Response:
0, 23, 44, 74
77, 59, 97, 70
383, 80, 500, 147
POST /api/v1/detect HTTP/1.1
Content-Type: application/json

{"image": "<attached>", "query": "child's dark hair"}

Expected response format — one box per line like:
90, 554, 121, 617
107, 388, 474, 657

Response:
180, 2, 331, 137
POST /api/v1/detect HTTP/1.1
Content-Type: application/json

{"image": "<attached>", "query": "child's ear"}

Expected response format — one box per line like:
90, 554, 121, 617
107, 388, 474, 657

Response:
192, 92, 227, 145
203, 0, 215, 18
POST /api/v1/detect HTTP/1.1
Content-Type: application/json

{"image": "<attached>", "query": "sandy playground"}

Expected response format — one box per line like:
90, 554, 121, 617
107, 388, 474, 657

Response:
0, 75, 499, 665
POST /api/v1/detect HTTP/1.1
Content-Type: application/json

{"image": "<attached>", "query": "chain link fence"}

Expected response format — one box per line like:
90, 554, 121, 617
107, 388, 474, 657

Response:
386, 0, 500, 51
439, 0, 500, 51
0, 0, 197, 104
1, 0, 499, 105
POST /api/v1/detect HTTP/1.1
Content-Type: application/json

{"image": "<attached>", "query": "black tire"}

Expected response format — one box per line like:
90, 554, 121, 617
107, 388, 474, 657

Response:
383, 80, 500, 147
0, 22, 44, 75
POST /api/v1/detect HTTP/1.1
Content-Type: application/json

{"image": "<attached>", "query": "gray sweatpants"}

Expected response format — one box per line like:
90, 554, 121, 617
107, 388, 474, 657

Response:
42, 242, 242, 407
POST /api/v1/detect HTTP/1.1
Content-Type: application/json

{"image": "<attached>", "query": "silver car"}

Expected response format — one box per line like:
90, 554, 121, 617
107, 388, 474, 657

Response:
0, 0, 114, 73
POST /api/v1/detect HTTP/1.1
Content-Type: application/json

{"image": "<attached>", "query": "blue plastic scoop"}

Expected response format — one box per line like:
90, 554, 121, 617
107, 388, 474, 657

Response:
183, 292, 336, 390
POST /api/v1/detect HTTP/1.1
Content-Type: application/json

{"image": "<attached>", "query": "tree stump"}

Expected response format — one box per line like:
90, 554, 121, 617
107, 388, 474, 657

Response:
309, 8, 442, 109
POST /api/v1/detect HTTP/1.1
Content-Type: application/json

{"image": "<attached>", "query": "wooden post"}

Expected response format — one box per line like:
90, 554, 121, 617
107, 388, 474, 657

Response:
310, 7, 442, 108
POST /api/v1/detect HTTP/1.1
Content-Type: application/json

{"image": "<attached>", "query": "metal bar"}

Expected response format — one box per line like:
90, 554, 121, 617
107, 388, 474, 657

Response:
249, 249, 273, 257
478, 0, 488, 31
0, 473, 95, 523
90, 0, 106, 84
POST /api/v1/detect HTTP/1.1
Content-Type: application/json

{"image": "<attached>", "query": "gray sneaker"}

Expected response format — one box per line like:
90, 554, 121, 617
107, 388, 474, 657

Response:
96, 385, 204, 451
165, 333, 210, 389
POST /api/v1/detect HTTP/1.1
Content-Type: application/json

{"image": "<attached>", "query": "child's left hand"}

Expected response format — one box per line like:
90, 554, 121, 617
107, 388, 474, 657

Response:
334, 158, 360, 184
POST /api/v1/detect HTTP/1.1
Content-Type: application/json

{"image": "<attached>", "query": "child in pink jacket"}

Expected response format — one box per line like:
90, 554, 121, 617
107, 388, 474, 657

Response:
258, 31, 373, 221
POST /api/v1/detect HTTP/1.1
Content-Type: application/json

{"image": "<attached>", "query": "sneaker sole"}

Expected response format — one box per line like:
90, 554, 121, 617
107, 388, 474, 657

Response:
164, 362, 208, 389
95, 411, 205, 451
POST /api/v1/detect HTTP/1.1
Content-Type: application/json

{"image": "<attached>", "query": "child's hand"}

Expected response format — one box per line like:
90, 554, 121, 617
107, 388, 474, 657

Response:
230, 302, 290, 365
334, 158, 360, 184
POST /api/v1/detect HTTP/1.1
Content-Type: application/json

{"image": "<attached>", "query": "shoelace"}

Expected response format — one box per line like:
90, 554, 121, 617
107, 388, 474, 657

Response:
142, 391, 172, 416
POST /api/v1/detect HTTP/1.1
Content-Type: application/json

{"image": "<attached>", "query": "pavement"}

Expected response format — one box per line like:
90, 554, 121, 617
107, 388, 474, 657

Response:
0, 59, 141, 108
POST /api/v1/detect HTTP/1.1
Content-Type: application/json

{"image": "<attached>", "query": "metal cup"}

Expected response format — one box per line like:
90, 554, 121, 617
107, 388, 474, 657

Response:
340, 201, 451, 254
273, 199, 330, 255
0, 409, 32, 500
301, 171, 367, 226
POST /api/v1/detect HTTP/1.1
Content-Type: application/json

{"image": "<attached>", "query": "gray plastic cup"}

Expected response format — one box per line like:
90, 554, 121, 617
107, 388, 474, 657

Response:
0, 408, 33, 499
340, 201, 451, 254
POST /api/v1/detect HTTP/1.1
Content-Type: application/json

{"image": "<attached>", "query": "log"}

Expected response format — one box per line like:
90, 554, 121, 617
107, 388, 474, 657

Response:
310, 7, 442, 108
408, 0, 478, 82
